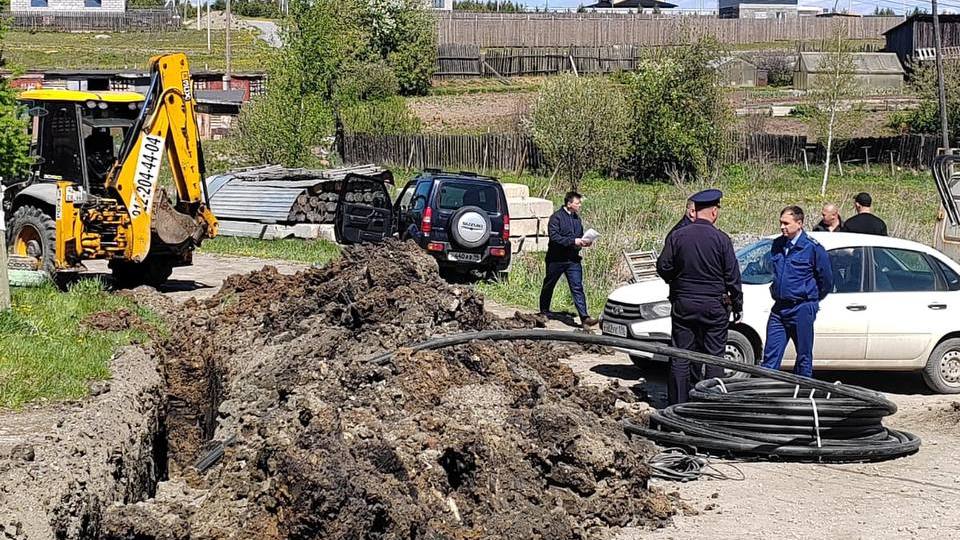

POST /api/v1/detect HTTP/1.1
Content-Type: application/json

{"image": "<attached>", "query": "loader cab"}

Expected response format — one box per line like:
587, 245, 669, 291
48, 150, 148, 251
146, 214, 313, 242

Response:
17, 89, 144, 192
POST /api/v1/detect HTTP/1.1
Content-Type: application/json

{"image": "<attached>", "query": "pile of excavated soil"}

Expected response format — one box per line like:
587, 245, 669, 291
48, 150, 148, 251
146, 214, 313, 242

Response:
104, 240, 673, 539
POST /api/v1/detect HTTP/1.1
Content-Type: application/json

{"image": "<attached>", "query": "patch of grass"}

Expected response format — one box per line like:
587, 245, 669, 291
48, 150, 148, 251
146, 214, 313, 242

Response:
0, 279, 158, 409
5, 29, 274, 71
428, 76, 545, 96
199, 236, 342, 264
477, 163, 939, 315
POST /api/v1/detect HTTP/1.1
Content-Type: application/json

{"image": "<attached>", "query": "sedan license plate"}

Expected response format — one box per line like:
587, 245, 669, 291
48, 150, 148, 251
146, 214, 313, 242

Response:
448, 252, 481, 263
602, 321, 628, 337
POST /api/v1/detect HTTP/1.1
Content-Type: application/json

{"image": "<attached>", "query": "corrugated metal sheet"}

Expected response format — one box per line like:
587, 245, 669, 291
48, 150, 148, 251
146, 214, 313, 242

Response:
205, 164, 386, 224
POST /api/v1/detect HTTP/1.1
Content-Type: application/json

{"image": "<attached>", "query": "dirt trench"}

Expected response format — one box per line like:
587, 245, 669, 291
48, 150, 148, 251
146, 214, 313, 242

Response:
101, 240, 675, 539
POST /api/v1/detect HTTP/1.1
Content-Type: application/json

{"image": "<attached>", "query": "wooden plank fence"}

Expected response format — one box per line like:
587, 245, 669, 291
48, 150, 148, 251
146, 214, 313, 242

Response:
436, 44, 643, 77
343, 131, 944, 173
3, 9, 181, 32
342, 132, 544, 172
435, 13, 902, 48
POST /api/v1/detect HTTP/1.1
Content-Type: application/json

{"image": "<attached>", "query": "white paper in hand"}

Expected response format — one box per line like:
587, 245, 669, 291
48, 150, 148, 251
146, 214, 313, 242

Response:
582, 228, 600, 244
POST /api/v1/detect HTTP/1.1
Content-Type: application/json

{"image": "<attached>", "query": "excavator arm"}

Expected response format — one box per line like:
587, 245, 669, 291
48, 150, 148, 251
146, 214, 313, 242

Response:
106, 52, 218, 262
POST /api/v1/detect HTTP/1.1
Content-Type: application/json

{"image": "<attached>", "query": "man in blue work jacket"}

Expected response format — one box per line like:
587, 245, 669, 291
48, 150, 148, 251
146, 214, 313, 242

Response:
540, 191, 598, 330
760, 206, 834, 378
657, 189, 743, 405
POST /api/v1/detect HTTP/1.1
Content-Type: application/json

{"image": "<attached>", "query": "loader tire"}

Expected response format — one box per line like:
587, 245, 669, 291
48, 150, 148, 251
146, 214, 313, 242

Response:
7, 205, 57, 275
110, 257, 174, 289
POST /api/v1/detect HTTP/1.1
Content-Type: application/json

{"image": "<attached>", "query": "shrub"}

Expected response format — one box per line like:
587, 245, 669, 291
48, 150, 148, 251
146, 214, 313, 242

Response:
756, 54, 793, 87
340, 96, 422, 135
0, 26, 30, 182
899, 61, 960, 140
529, 75, 630, 188
335, 62, 400, 105
619, 39, 733, 181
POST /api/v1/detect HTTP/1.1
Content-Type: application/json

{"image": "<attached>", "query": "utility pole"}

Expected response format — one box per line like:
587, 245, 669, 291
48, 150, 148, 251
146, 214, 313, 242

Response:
207, 0, 211, 53
933, 0, 950, 151
225, 0, 232, 85
196, 0, 200, 28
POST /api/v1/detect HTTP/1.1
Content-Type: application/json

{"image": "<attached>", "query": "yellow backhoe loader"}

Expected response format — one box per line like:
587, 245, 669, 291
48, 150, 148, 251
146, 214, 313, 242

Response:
3, 53, 218, 286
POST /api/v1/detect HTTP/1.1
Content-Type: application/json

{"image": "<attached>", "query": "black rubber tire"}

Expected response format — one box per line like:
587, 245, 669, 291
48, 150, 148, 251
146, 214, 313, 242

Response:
448, 205, 491, 249
7, 205, 57, 274
110, 256, 175, 289
724, 329, 757, 379
922, 338, 960, 394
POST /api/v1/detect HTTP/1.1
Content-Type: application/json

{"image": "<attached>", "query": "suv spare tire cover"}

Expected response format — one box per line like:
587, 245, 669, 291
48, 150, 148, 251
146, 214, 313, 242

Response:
449, 205, 492, 248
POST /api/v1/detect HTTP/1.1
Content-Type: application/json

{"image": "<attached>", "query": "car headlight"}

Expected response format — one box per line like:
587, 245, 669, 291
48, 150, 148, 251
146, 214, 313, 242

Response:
638, 301, 672, 320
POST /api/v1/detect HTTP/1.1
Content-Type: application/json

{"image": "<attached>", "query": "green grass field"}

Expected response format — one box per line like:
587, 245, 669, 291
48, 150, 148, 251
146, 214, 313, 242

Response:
0, 280, 159, 409
199, 236, 341, 264
5, 29, 275, 72
475, 164, 939, 316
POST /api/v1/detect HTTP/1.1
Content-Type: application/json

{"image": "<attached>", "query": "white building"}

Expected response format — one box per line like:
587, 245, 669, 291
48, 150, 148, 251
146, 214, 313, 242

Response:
11, 0, 125, 12
427, 0, 453, 10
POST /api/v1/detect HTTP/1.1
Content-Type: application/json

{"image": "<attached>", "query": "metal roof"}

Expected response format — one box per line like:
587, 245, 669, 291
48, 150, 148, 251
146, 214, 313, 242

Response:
797, 52, 904, 75
206, 164, 388, 224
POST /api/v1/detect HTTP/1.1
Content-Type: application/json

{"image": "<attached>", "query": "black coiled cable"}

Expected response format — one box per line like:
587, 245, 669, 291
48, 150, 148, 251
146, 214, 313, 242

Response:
370, 329, 920, 463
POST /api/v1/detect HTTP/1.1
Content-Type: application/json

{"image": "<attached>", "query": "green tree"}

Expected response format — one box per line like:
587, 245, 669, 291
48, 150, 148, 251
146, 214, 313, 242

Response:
530, 75, 630, 189
619, 39, 732, 181
803, 23, 864, 195
0, 25, 30, 183
898, 60, 960, 141
234, 0, 429, 165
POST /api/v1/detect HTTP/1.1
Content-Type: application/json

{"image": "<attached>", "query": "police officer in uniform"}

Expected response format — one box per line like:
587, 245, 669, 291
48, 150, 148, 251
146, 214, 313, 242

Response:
656, 189, 743, 405
668, 197, 696, 236
760, 206, 833, 378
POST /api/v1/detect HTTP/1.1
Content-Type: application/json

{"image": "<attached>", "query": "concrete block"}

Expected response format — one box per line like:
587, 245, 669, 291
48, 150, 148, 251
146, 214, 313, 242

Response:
509, 216, 549, 237
292, 223, 337, 241
512, 235, 549, 254
507, 197, 554, 219
502, 183, 530, 199
217, 220, 271, 238
770, 105, 795, 117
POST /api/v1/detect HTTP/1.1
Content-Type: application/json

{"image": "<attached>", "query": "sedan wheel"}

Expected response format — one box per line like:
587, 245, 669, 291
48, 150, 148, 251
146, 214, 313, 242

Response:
922, 338, 960, 394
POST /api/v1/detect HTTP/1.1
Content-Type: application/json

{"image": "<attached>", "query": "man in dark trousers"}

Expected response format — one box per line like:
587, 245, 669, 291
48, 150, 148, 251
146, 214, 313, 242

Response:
760, 206, 834, 378
841, 192, 887, 236
540, 191, 598, 330
668, 198, 696, 236
656, 189, 743, 405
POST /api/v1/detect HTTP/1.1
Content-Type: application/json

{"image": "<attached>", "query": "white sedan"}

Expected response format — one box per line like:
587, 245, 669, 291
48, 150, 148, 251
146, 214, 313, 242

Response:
600, 232, 960, 393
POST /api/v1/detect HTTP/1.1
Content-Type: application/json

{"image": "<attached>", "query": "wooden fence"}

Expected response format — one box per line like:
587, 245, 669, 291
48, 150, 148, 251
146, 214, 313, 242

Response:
437, 44, 644, 77
435, 13, 903, 48
342, 131, 944, 173
436, 42, 886, 79
342, 133, 543, 172
4, 9, 181, 32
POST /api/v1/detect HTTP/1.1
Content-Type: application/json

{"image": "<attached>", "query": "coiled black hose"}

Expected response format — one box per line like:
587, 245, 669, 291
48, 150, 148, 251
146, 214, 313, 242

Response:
370, 329, 920, 462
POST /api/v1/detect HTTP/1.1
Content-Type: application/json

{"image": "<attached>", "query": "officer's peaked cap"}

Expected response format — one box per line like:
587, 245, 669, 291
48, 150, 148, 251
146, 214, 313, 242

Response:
690, 188, 723, 209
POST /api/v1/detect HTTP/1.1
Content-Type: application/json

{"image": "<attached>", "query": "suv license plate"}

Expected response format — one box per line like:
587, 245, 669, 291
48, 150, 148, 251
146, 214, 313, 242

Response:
602, 321, 628, 337
448, 252, 481, 262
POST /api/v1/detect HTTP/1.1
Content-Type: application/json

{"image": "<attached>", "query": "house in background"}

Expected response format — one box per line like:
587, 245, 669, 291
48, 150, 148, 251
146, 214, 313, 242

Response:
428, 0, 453, 10
11, 0, 125, 12
883, 14, 960, 67
793, 52, 905, 92
584, 0, 678, 11
719, 0, 821, 18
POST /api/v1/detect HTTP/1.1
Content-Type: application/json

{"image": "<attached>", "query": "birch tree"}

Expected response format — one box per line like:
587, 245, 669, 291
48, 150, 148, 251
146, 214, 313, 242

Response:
805, 22, 864, 195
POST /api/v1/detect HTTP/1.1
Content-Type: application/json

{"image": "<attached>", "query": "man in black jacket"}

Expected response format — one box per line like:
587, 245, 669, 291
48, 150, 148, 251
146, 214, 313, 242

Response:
539, 191, 598, 329
841, 192, 888, 236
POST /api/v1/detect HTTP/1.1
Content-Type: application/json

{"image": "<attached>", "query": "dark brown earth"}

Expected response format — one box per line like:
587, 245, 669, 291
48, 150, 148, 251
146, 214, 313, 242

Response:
102, 240, 674, 539
81, 308, 145, 332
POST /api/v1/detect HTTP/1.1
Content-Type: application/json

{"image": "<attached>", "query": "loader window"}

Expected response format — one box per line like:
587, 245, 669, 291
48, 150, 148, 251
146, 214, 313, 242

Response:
39, 104, 83, 182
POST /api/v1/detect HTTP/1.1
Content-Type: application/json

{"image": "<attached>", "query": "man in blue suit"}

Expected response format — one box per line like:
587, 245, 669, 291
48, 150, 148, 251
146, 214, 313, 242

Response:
760, 206, 834, 378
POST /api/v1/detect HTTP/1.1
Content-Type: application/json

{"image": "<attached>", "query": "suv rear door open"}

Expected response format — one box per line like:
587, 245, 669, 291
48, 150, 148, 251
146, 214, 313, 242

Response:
334, 171, 395, 245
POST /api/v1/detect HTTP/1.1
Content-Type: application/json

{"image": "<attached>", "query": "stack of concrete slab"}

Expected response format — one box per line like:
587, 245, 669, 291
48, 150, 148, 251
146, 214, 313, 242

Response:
502, 183, 553, 254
